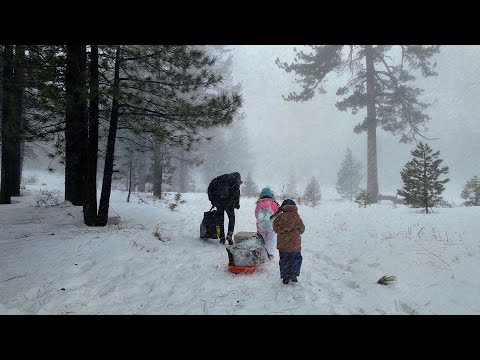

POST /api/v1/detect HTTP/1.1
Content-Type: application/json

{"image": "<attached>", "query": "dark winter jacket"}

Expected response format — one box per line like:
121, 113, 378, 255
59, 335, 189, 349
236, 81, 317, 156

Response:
208, 172, 242, 209
273, 204, 305, 252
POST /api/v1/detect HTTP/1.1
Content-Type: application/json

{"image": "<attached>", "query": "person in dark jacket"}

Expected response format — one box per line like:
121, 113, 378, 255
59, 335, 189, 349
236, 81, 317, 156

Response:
207, 172, 242, 245
272, 199, 305, 284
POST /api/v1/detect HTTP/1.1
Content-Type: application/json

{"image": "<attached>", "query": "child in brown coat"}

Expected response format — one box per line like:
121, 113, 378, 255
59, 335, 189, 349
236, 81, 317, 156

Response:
272, 199, 305, 284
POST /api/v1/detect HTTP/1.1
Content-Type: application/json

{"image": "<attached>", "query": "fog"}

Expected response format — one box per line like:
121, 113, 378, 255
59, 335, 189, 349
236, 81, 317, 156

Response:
21, 45, 480, 202
231, 45, 480, 201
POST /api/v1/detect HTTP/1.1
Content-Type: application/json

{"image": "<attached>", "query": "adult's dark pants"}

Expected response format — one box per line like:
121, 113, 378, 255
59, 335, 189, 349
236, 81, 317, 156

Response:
279, 251, 303, 278
217, 206, 235, 239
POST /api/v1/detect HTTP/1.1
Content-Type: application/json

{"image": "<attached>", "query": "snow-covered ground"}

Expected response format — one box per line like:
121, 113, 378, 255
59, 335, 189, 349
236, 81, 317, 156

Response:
1, 170, 480, 314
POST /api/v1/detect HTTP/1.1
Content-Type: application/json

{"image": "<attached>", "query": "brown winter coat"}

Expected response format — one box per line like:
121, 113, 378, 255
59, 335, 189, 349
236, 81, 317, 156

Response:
273, 205, 305, 252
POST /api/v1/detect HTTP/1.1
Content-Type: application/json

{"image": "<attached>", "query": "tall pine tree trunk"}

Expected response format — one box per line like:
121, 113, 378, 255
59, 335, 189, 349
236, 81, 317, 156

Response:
127, 151, 132, 203
423, 150, 428, 213
84, 45, 99, 226
65, 45, 87, 206
365, 45, 379, 204
97, 46, 121, 226
19, 142, 24, 186
153, 140, 163, 198
79, 48, 88, 205
137, 161, 146, 192
0, 45, 14, 204
476, 177, 480, 206
131, 155, 136, 192
178, 150, 188, 193
136, 138, 147, 192
12, 45, 25, 196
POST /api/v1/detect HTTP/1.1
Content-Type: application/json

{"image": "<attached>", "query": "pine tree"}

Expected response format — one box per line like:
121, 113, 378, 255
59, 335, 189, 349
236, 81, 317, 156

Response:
242, 171, 259, 198
461, 176, 480, 206
355, 190, 369, 208
277, 45, 441, 203
10, 46, 66, 145
97, 46, 121, 226
303, 176, 322, 206
112, 45, 242, 149
285, 172, 298, 201
12, 45, 26, 196
83, 45, 99, 226
65, 45, 88, 206
97, 45, 242, 220
0, 45, 26, 202
336, 148, 362, 201
1, 45, 14, 204
397, 142, 449, 213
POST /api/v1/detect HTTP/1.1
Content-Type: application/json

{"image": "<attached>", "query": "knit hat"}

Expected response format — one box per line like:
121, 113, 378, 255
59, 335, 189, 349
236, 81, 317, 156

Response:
281, 199, 296, 207
259, 187, 274, 199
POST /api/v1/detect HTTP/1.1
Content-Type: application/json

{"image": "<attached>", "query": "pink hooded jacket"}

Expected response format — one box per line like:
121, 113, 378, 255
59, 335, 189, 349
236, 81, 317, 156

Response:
255, 198, 279, 232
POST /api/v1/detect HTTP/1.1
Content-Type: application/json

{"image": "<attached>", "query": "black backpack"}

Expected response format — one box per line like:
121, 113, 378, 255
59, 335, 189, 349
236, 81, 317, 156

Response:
200, 206, 222, 239
208, 175, 231, 206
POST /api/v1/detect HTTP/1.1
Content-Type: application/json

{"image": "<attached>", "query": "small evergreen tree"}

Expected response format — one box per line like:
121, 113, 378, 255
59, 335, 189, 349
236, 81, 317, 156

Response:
336, 148, 362, 201
303, 176, 322, 206
397, 142, 449, 213
355, 189, 369, 208
242, 171, 259, 198
461, 176, 480, 206
285, 172, 298, 201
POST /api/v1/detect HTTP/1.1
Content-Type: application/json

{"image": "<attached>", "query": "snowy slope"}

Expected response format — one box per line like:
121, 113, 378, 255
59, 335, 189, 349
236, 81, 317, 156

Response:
1, 170, 480, 314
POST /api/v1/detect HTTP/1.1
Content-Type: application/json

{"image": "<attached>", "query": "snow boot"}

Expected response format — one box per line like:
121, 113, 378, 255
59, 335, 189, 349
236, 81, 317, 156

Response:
226, 232, 234, 245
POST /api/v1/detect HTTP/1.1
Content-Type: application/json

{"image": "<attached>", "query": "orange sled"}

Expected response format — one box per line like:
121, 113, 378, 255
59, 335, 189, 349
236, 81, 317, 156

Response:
228, 264, 256, 274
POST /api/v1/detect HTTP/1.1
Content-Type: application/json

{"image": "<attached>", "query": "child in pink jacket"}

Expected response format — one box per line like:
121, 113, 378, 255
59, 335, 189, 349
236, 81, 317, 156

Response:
255, 187, 280, 260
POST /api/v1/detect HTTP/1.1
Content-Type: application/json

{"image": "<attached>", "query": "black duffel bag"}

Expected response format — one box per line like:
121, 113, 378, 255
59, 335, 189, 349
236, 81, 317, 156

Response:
200, 206, 221, 239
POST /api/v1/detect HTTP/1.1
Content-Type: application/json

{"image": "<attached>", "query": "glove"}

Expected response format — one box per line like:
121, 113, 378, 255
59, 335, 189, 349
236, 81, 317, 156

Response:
235, 204, 240, 209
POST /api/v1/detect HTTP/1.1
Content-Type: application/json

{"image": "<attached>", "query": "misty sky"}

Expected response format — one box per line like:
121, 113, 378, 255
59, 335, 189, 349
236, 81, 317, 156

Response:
231, 45, 480, 201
